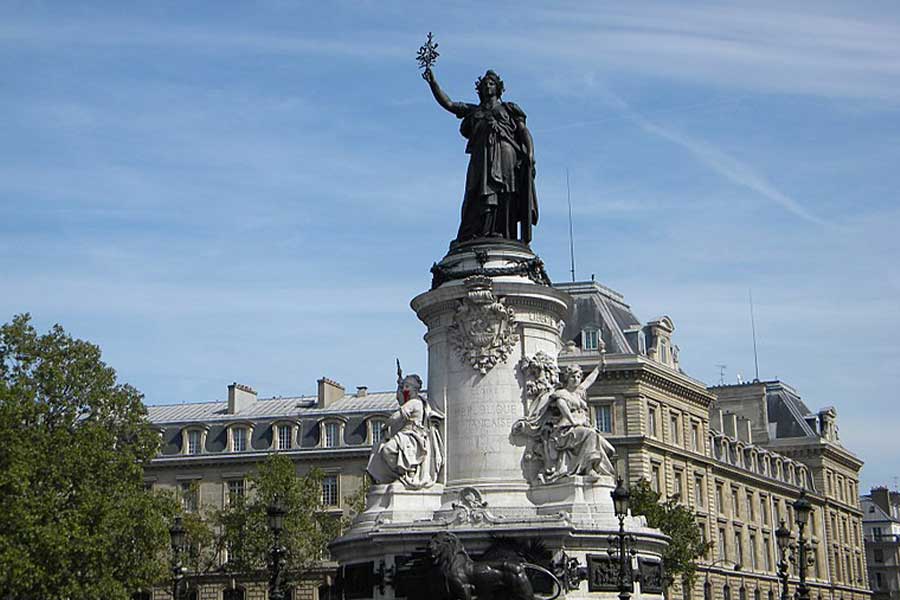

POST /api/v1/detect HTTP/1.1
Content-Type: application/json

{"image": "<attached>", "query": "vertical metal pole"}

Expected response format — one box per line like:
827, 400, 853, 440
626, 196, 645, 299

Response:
618, 514, 631, 600
797, 520, 810, 600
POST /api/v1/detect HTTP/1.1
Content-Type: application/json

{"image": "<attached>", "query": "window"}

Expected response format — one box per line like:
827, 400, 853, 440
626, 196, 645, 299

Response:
874, 526, 883, 540
876, 572, 884, 589
322, 474, 339, 506
874, 548, 884, 563
370, 419, 386, 445
691, 422, 700, 451
735, 531, 744, 567
747, 492, 755, 521
674, 469, 684, 500
760, 496, 769, 525
187, 430, 201, 455
324, 422, 341, 448
583, 328, 599, 351
223, 588, 245, 600
716, 483, 725, 514
694, 476, 705, 508
648, 406, 658, 438
749, 533, 758, 570
763, 535, 772, 571
670, 413, 680, 445
732, 487, 740, 518
181, 481, 198, 512
232, 426, 248, 452
594, 405, 612, 433
723, 584, 731, 600
277, 424, 292, 450
651, 464, 661, 494
227, 479, 245, 503
718, 527, 727, 560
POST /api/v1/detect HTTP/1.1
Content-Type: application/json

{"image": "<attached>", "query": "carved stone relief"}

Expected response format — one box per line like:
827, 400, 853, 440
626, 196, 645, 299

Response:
448, 276, 519, 374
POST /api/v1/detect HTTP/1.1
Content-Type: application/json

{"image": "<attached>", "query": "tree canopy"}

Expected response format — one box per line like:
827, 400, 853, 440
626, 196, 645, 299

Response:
0, 314, 174, 599
628, 478, 712, 585
213, 454, 339, 583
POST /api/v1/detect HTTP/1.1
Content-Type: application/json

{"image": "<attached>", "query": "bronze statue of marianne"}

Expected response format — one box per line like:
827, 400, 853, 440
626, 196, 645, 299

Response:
423, 66, 538, 245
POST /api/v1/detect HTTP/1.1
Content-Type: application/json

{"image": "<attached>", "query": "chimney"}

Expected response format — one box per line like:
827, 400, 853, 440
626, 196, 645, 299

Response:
723, 412, 738, 439
737, 417, 752, 443
317, 377, 345, 409
711, 408, 724, 432
356, 386, 368, 397
227, 383, 257, 414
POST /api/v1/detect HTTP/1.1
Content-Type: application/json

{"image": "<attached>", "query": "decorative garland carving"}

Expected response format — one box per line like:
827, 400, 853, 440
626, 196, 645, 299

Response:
448, 277, 519, 375
431, 256, 551, 289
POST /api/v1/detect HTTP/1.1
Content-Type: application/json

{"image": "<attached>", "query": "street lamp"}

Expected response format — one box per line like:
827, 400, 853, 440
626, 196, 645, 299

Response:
792, 491, 813, 600
267, 496, 288, 600
610, 478, 636, 600
775, 520, 792, 600
703, 559, 741, 600
169, 516, 187, 600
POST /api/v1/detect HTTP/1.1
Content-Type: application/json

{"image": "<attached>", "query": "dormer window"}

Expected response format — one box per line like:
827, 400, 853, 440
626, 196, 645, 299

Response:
181, 426, 208, 456
273, 422, 296, 451
319, 419, 347, 448
583, 328, 599, 351
368, 418, 388, 446
233, 427, 247, 451
188, 430, 201, 455
227, 423, 254, 452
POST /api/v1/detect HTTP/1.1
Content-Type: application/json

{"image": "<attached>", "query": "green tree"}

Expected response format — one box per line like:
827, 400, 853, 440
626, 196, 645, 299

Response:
628, 479, 712, 586
214, 454, 339, 583
0, 314, 175, 599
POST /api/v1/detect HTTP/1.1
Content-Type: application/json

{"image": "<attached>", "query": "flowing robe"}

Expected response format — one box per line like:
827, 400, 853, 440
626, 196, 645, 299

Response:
451, 101, 538, 243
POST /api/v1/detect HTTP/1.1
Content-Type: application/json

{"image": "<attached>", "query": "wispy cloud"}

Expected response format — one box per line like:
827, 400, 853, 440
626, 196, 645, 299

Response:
633, 115, 830, 227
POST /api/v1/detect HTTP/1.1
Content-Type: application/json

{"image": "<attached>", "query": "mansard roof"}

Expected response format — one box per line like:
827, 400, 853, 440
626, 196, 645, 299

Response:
554, 280, 642, 354
146, 391, 399, 425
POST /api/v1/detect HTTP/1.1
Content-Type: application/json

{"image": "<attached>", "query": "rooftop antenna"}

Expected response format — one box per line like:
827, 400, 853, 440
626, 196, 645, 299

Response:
566, 168, 575, 282
716, 364, 727, 386
749, 289, 760, 382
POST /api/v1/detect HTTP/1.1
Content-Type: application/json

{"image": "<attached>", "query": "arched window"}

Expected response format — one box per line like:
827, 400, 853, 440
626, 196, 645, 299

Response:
703, 582, 712, 600
181, 425, 208, 455
273, 421, 296, 450
723, 584, 731, 600
739, 586, 747, 600
226, 422, 254, 452
319, 418, 347, 448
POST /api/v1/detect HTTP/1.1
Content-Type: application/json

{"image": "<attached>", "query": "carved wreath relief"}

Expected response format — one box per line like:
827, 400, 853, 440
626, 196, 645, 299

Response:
448, 276, 519, 374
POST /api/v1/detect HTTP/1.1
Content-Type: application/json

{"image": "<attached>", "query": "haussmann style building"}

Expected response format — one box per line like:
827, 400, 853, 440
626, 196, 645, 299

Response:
143, 279, 871, 600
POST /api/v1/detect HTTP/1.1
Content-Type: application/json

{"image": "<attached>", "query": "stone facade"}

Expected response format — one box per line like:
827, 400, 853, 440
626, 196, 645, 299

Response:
861, 488, 900, 600
556, 280, 870, 600
142, 279, 871, 600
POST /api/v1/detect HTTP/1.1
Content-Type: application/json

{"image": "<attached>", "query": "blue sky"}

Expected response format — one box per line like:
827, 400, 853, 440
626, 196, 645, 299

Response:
2, 1, 899, 489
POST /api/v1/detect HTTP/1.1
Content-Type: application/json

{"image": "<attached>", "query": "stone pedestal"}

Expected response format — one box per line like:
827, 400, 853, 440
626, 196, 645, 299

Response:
330, 241, 668, 600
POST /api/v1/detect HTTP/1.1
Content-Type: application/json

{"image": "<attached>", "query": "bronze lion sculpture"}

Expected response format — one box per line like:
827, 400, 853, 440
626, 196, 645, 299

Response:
428, 532, 561, 600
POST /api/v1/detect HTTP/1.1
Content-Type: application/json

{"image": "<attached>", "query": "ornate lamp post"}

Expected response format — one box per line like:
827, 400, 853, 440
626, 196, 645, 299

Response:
775, 520, 792, 600
792, 491, 813, 600
610, 478, 636, 600
169, 516, 187, 600
267, 496, 288, 600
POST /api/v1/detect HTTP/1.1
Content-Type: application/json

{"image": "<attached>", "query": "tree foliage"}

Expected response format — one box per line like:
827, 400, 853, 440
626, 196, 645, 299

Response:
628, 479, 712, 585
0, 314, 175, 599
213, 454, 339, 582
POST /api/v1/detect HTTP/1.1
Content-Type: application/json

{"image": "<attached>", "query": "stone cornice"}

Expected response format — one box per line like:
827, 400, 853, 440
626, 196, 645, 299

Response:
766, 438, 864, 471
561, 354, 715, 408
146, 446, 373, 469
